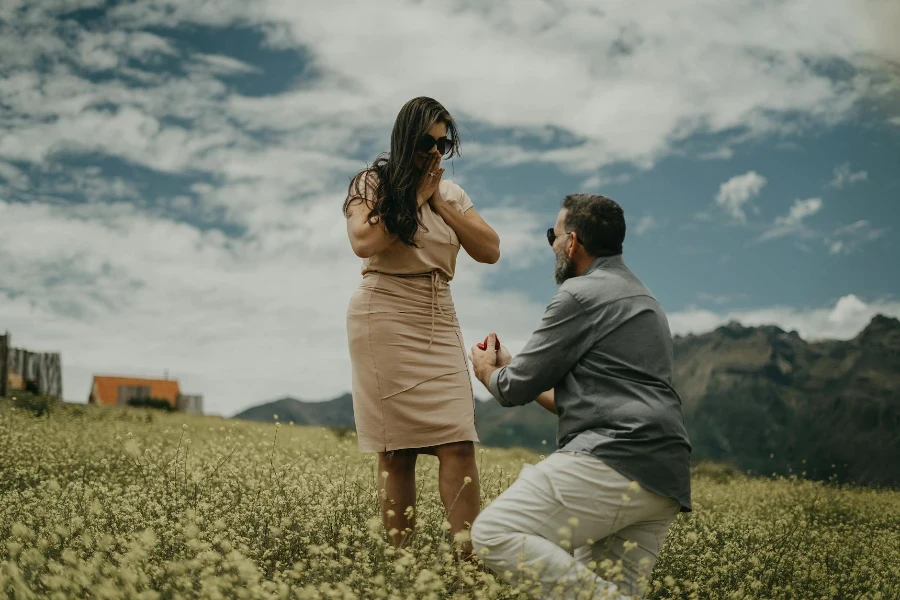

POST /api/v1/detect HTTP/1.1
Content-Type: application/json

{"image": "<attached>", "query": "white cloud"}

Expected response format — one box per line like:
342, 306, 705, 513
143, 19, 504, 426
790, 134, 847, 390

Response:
456, 142, 545, 170
775, 198, 822, 228
634, 215, 661, 236
0, 161, 29, 190
0, 196, 551, 415
580, 172, 634, 191
756, 197, 823, 242
697, 292, 749, 306
54, 0, 900, 172
776, 198, 823, 227
2, 0, 899, 417
475, 204, 548, 269
753, 202, 890, 252
699, 147, 735, 161
3, 190, 894, 415
2, 2, 897, 181
191, 53, 261, 75
76, 30, 177, 72
828, 162, 868, 189
827, 219, 891, 254
715, 171, 767, 222
668, 294, 900, 342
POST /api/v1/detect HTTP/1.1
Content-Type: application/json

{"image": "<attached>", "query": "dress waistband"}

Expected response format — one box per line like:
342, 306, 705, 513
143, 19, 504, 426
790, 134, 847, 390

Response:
373, 271, 448, 350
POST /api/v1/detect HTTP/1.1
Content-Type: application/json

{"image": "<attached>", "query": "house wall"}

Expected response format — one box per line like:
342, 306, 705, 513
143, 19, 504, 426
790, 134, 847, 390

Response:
176, 394, 203, 415
90, 377, 180, 406
117, 385, 152, 406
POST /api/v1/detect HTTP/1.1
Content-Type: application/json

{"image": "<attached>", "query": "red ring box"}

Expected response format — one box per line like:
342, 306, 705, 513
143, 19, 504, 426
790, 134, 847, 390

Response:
476, 334, 501, 351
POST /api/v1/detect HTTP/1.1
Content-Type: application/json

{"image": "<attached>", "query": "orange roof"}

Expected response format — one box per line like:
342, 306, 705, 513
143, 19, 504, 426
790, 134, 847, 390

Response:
90, 376, 181, 406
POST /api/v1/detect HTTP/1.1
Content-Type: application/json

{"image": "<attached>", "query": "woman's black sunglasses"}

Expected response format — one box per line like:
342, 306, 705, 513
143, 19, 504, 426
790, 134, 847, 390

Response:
546, 228, 570, 246
416, 134, 453, 157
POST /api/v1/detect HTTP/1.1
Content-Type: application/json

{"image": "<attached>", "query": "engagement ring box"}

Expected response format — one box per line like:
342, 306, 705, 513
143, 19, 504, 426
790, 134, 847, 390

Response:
476, 334, 501, 351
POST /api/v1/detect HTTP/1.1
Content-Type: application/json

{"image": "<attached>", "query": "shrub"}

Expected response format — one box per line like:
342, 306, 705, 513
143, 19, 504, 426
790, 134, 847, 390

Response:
10, 391, 56, 417
126, 397, 175, 412
691, 460, 744, 483
329, 425, 355, 440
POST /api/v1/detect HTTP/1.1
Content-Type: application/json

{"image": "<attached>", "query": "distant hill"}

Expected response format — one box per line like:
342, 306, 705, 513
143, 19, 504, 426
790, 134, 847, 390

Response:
235, 393, 356, 428
234, 314, 900, 487
673, 313, 900, 486
233, 391, 558, 449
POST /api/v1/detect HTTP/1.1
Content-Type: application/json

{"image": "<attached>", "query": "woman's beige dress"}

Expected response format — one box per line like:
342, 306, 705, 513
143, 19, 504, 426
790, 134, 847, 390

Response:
346, 176, 479, 453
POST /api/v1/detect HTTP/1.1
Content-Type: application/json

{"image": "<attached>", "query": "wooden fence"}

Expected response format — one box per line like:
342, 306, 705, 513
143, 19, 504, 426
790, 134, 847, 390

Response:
0, 332, 63, 399
0, 332, 8, 398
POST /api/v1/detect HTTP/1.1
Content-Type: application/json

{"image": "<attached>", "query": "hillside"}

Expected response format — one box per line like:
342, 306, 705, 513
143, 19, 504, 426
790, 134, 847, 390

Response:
234, 392, 558, 450
674, 313, 900, 486
235, 393, 356, 428
234, 314, 900, 486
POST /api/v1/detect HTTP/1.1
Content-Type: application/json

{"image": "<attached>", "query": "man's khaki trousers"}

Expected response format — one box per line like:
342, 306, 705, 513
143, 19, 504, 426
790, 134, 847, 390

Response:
471, 451, 681, 600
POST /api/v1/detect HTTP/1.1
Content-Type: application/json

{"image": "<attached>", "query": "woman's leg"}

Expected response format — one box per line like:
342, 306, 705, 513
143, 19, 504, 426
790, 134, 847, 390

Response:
433, 441, 481, 558
377, 449, 419, 547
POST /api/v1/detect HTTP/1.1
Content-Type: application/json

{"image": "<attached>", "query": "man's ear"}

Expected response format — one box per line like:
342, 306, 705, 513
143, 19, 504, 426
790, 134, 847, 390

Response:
567, 232, 578, 258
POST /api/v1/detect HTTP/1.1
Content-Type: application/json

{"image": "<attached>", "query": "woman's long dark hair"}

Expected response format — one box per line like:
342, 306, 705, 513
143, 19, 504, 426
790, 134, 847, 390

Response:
343, 97, 461, 248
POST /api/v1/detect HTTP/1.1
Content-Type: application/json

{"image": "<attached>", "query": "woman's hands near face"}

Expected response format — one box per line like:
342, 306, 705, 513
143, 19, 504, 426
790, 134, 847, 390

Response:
416, 154, 443, 206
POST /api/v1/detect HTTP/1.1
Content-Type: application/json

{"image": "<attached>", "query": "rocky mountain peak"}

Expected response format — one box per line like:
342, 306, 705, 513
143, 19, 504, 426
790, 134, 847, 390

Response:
859, 313, 900, 339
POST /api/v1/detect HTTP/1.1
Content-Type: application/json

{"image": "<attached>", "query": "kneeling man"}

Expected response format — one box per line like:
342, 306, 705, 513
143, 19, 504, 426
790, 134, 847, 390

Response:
469, 194, 692, 600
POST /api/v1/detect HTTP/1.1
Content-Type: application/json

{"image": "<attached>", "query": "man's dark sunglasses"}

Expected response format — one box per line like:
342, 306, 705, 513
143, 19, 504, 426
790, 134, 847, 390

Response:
416, 134, 453, 157
546, 228, 571, 246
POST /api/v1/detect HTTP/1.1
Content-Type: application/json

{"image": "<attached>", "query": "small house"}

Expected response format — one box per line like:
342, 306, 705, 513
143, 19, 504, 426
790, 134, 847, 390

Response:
89, 375, 180, 407
88, 376, 204, 414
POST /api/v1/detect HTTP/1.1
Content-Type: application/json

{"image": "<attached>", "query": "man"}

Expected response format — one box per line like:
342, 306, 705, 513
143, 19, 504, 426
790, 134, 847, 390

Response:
468, 194, 692, 600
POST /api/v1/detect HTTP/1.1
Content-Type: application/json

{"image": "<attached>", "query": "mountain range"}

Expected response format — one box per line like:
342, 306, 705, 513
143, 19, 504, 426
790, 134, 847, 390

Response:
234, 314, 900, 487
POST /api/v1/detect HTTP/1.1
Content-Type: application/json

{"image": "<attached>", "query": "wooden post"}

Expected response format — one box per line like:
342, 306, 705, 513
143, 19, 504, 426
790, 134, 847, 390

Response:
0, 331, 8, 398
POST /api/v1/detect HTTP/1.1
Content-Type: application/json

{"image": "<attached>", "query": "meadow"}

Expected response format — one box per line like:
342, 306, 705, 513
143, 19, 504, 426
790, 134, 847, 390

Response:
1, 397, 898, 600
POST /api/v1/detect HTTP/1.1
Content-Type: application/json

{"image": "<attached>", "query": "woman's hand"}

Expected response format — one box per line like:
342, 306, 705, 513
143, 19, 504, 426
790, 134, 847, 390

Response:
428, 178, 501, 264
416, 154, 444, 207
421, 158, 501, 264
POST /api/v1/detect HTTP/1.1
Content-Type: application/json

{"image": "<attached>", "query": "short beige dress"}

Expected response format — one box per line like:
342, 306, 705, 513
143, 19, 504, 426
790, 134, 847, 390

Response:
346, 176, 479, 453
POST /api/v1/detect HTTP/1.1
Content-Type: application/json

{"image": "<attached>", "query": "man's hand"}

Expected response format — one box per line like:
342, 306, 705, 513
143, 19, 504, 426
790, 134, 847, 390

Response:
469, 332, 502, 388
497, 344, 512, 367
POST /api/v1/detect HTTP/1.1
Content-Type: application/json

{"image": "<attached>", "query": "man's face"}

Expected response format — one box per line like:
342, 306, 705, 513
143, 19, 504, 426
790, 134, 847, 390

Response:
552, 209, 576, 285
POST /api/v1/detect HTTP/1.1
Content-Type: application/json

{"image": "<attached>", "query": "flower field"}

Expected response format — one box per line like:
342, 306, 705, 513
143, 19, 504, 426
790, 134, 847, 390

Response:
1, 398, 898, 599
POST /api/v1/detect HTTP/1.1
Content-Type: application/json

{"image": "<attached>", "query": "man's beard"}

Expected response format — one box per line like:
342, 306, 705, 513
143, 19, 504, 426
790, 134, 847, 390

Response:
554, 247, 576, 285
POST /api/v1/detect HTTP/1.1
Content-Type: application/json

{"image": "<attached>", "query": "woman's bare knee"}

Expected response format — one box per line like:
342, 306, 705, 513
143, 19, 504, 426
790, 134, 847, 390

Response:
434, 441, 476, 463
379, 449, 418, 473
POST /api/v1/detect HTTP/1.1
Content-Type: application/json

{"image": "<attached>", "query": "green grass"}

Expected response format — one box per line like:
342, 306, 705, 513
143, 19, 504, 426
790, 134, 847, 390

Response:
1, 398, 898, 599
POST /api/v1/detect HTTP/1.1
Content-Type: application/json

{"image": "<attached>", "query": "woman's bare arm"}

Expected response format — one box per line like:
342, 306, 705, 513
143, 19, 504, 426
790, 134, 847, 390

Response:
435, 205, 501, 264
345, 174, 397, 258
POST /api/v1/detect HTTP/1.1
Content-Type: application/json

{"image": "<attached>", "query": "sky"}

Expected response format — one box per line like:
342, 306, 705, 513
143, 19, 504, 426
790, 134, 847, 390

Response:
1, 0, 899, 416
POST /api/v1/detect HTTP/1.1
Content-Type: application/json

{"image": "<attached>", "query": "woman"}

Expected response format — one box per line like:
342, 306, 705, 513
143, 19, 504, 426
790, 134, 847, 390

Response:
343, 97, 501, 557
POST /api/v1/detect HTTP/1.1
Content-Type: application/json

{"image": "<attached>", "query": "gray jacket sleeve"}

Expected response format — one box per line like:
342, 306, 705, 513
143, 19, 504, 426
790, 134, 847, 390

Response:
488, 288, 594, 407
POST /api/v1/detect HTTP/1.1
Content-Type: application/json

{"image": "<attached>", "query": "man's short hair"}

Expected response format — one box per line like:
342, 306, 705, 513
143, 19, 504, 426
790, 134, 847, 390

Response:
561, 194, 626, 257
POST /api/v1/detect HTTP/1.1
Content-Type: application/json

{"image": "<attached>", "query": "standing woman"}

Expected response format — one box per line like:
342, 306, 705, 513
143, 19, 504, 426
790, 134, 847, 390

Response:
343, 97, 501, 557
